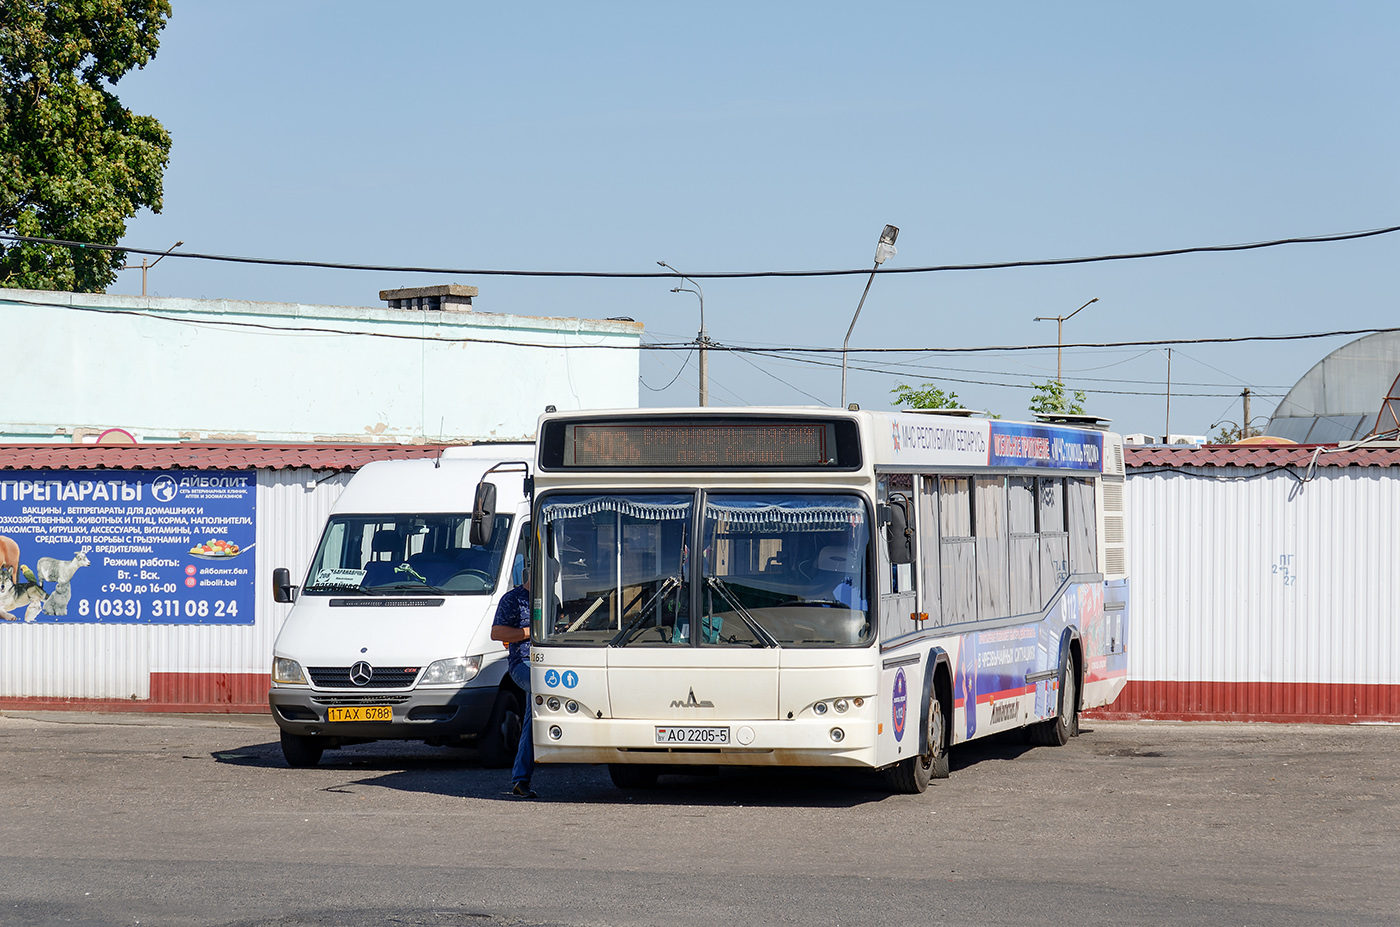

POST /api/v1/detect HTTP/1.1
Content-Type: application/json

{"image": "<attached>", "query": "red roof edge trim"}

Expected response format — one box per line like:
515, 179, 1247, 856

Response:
0, 443, 456, 471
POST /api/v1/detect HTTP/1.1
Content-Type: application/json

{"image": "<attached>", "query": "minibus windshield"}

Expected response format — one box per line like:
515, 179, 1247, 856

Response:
302, 513, 512, 595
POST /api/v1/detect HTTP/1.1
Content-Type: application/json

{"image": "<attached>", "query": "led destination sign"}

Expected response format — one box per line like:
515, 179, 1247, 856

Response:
548, 419, 859, 470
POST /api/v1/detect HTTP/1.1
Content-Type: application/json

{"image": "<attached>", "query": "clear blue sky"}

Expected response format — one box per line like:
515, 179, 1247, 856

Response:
109, 2, 1400, 436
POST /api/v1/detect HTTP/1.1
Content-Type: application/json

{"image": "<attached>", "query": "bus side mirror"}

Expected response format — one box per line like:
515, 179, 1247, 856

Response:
469, 481, 497, 546
884, 498, 914, 565
272, 567, 298, 603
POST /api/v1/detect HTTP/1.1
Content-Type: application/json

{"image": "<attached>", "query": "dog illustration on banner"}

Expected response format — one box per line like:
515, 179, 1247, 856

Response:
0, 535, 47, 622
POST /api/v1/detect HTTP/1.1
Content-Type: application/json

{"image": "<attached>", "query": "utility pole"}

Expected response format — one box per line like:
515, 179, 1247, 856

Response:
1243, 387, 1252, 437
1034, 297, 1098, 384
121, 240, 183, 296
657, 261, 707, 406
1164, 348, 1173, 441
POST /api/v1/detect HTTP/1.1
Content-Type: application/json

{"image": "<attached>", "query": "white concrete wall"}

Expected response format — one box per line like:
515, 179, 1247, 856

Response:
4, 289, 642, 443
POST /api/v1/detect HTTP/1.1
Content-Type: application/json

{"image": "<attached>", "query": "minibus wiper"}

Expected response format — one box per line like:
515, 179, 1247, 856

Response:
610, 575, 682, 647
704, 576, 779, 648
304, 582, 377, 596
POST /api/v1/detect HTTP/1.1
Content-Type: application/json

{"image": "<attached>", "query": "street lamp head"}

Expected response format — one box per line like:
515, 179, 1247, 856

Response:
670, 287, 682, 293
874, 224, 899, 265
173, 240, 184, 248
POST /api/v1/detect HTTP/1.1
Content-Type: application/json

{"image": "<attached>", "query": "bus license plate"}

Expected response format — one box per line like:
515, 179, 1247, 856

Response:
327, 706, 392, 722
656, 726, 730, 745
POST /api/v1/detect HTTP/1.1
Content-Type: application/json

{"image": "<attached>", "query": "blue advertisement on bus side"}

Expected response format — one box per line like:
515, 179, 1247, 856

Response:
0, 469, 255, 625
987, 422, 1103, 471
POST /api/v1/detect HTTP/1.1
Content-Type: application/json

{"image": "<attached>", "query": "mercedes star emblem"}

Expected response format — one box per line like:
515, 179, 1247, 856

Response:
349, 661, 373, 686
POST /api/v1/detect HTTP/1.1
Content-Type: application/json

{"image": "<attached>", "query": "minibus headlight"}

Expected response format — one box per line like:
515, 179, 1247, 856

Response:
833, 698, 850, 713
272, 657, 307, 686
419, 655, 482, 686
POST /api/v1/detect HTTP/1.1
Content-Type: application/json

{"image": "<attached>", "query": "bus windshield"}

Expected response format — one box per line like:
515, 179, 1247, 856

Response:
537, 492, 870, 647
302, 513, 513, 595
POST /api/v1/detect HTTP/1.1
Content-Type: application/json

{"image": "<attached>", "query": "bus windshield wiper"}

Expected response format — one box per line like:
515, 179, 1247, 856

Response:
705, 576, 779, 648
611, 575, 682, 647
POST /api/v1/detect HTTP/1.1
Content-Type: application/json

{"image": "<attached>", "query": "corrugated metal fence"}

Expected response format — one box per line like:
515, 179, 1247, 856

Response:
1088, 460, 1400, 722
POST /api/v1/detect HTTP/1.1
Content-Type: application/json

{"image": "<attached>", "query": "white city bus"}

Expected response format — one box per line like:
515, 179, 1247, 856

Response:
510, 407, 1128, 793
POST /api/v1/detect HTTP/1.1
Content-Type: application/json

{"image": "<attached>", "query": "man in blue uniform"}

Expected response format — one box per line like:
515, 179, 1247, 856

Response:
490, 574, 536, 799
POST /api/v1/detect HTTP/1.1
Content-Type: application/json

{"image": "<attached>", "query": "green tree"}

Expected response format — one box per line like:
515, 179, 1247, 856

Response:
1209, 422, 1261, 444
0, 0, 173, 292
1029, 380, 1087, 416
891, 381, 962, 410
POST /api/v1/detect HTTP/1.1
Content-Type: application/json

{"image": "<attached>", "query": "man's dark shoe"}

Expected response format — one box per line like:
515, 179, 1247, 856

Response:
511, 782, 538, 799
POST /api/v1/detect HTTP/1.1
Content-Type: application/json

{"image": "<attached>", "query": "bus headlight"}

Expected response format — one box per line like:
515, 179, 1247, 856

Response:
547, 697, 561, 711
814, 701, 829, 715
833, 698, 850, 713
548, 725, 563, 741
419, 655, 482, 686
272, 657, 307, 685
830, 728, 845, 743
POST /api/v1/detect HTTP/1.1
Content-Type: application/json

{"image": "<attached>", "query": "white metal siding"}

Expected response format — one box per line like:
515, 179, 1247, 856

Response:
1126, 465, 1400, 690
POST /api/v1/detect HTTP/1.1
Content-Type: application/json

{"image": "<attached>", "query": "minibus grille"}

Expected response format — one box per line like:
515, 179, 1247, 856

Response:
308, 666, 421, 689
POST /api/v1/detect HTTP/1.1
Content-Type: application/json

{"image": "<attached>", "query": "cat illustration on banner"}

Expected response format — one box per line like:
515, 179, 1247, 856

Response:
38, 551, 90, 617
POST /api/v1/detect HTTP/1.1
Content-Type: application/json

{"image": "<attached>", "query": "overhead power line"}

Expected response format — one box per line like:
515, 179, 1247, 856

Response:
6, 297, 1396, 356
2, 223, 1397, 279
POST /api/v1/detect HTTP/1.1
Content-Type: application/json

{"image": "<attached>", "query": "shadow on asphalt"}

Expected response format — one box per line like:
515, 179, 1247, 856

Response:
210, 725, 1070, 808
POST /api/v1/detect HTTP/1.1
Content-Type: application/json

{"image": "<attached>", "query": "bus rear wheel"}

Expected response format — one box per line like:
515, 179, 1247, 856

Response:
1031, 657, 1079, 747
884, 692, 949, 794
609, 763, 660, 789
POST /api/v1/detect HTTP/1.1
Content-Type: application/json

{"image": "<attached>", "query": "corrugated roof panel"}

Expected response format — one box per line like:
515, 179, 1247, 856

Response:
1126, 445, 1400, 469
0, 444, 468, 471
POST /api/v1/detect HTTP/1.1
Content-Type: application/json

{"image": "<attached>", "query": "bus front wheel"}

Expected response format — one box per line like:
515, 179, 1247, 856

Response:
884, 691, 949, 794
609, 763, 660, 789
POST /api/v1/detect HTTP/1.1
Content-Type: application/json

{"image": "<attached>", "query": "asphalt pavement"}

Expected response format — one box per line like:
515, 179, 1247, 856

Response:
0, 710, 1395, 926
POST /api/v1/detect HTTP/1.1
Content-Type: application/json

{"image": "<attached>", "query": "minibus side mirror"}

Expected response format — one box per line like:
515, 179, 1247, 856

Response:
272, 567, 298, 603
884, 497, 914, 565
469, 481, 497, 546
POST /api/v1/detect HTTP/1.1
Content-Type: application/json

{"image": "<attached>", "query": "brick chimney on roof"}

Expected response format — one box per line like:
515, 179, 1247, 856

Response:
379, 284, 479, 311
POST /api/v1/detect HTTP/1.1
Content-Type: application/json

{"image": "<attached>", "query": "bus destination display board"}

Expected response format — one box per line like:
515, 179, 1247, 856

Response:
559, 421, 849, 469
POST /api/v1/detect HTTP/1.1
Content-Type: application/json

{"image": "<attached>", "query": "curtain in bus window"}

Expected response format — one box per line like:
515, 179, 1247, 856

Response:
1038, 477, 1068, 606
918, 476, 941, 626
1066, 477, 1098, 575
1008, 477, 1040, 615
974, 477, 1010, 621
938, 478, 975, 625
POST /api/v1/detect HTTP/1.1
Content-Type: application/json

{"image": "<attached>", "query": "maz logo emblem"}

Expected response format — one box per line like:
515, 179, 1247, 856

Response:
670, 687, 714, 709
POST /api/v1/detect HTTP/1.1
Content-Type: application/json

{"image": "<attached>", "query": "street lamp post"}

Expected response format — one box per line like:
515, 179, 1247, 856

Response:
122, 240, 184, 296
841, 224, 899, 408
657, 261, 708, 406
1033, 296, 1098, 384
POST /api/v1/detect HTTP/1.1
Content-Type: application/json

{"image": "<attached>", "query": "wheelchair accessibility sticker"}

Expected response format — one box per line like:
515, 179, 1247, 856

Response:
544, 669, 579, 689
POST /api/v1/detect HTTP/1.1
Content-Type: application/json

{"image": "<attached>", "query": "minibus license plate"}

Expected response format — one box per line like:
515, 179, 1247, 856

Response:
328, 706, 392, 722
656, 726, 729, 745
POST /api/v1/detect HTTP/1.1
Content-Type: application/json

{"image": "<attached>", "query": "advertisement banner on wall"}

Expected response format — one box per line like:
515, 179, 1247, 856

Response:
0, 470, 256, 625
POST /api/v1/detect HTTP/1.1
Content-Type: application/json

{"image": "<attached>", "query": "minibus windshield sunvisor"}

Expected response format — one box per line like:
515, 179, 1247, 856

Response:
302, 513, 513, 596
536, 491, 871, 648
